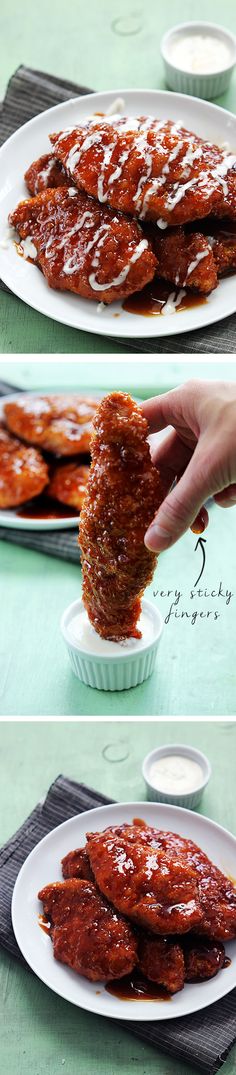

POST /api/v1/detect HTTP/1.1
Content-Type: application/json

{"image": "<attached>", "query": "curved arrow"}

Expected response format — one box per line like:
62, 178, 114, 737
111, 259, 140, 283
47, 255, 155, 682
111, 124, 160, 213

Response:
194, 537, 207, 587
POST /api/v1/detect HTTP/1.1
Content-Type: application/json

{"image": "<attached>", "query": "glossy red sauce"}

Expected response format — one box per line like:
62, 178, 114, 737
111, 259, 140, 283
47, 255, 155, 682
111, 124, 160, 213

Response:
17, 496, 77, 520
38, 914, 51, 935
106, 971, 171, 1001
123, 279, 206, 317
191, 510, 207, 535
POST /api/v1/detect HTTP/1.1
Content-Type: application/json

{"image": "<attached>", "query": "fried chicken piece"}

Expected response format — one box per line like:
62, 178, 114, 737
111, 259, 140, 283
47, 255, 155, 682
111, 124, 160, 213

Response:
149, 227, 218, 294
206, 230, 236, 277
0, 423, 48, 508
38, 878, 137, 981
190, 845, 236, 942
138, 936, 185, 994
79, 392, 170, 642
47, 462, 90, 510
183, 936, 225, 981
86, 822, 203, 935
9, 187, 156, 304
50, 116, 236, 227
4, 395, 98, 457
61, 847, 93, 881
25, 153, 70, 195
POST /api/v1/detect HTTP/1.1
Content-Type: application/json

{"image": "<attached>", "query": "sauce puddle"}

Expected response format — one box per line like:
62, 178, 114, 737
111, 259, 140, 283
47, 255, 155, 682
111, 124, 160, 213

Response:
106, 971, 171, 1002
123, 280, 206, 317
17, 496, 77, 521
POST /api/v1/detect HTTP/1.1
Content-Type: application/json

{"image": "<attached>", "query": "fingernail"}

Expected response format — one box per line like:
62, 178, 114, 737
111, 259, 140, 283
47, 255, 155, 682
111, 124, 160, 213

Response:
144, 524, 171, 552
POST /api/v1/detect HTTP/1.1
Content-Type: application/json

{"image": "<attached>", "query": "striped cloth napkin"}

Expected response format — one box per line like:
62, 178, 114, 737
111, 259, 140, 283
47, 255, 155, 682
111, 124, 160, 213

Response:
1, 774, 236, 1075
1, 65, 236, 354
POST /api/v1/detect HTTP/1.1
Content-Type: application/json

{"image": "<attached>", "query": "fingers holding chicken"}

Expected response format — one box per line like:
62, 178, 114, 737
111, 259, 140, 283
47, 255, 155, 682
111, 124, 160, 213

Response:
0, 424, 48, 508
79, 391, 170, 642
38, 878, 137, 982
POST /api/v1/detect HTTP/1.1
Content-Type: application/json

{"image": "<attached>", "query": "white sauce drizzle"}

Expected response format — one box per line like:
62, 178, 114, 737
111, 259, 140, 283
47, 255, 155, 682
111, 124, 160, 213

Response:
20, 236, 37, 259
161, 289, 186, 315
184, 247, 211, 282
60, 114, 236, 224
88, 237, 148, 292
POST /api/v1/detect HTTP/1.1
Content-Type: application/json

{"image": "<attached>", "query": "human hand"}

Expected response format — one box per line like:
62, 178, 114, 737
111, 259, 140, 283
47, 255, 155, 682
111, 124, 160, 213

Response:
142, 380, 236, 552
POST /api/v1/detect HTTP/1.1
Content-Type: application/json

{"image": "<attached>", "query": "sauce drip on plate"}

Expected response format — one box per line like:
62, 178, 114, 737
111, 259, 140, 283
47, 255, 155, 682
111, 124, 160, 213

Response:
106, 971, 171, 1001
123, 279, 206, 317
17, 496, 77, 521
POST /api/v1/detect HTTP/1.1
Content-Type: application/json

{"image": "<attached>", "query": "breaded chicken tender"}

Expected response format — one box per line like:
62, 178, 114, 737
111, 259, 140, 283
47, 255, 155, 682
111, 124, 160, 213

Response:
0, 424, 48, 508
47, 461, 90, 510
25, 153, 70, 195
4, 395, 98, 457
86, 821, 236, 942
79, 392, 170, 642
61, 847, 94, 881
149, 224, 236, 294
50, 116, 236, 227
86, 822, 203, 935
183, 937, 225, 981
149, 227, 218, 294
9, 187, 156, 304
138, 936, 185, 993
38, 878, 137, 981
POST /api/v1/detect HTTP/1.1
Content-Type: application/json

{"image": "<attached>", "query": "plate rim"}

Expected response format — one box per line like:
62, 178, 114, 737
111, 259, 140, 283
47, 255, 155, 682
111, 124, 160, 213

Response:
11, 799, 236, 1022
1, 87, 236, 338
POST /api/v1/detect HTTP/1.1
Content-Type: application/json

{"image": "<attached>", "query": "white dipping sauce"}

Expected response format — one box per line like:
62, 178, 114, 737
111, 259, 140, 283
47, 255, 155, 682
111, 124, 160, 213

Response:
170, 34, 231, 74
149, 754, 203, 794
68, 607, 155, 655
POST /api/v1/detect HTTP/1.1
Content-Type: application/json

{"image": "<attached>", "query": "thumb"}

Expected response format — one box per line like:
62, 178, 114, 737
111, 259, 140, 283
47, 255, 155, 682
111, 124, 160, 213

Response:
145, 449, 211, 551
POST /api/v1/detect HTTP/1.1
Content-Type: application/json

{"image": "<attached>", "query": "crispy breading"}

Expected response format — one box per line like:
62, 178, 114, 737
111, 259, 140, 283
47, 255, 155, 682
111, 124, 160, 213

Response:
9, 187, 156, 304
50, 116, 236, 226
38, 878, 137, 981
79, 392, 170, 641
0, 423, 48, 508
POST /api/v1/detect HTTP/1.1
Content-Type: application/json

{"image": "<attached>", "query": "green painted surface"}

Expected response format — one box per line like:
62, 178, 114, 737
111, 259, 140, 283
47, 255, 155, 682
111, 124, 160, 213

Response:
1, 719, 236, 1074
0, 0, 236, 353
1, 360, 236, 718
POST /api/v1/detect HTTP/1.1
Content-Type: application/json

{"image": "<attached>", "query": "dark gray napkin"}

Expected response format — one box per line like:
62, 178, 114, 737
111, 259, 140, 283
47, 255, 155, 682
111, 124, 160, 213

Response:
1, 773, 236, 1075
1, 65, 236, 353
0, 380, 81, 562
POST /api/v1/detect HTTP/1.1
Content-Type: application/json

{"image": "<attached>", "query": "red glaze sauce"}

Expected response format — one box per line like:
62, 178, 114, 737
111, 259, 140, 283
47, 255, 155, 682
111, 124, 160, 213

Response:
123, 279, 206, 316
106, 971, 171, 1001
17, 496, 77, 520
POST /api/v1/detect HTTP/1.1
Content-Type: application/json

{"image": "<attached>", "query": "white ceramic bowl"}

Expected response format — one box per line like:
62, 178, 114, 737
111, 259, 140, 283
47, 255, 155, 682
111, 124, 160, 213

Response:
161, 22, 236, 99
142, 743, 212, 808
61, 597, 163, 691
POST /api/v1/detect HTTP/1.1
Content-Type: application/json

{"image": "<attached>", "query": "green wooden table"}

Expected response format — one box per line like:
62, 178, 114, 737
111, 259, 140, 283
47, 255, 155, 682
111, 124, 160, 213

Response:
1, 359, 236, 718
0, 0, 236, 353
1, 718, 236, 1075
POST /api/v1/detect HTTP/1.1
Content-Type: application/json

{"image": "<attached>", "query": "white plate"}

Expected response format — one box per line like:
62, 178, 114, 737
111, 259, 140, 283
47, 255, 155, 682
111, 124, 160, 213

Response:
11, 800, 236, 1020
0, 88, 236, 339
0, 391, 86, 531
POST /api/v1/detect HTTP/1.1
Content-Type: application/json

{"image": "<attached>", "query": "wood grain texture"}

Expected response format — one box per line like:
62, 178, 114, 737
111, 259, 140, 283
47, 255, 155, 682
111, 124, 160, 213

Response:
0, 0, 236, 353
0, 719, 236, 1074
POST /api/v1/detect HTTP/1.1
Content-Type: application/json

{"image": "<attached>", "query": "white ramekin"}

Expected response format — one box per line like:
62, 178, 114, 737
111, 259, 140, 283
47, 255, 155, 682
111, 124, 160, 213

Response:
61, 597, 164, 691
142, 744, 212, 809
161, 22, 236, 100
